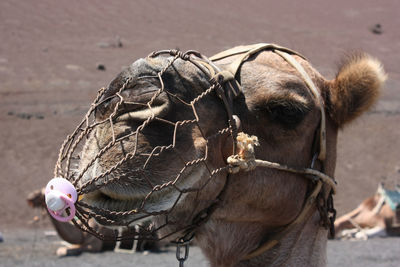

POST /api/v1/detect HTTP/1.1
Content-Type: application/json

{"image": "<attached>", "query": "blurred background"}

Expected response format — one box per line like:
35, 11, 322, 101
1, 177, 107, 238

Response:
0, 0, 399, 266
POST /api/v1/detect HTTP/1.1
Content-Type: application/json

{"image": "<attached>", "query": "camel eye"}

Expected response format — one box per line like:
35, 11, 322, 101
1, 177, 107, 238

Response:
50, 185, 54, 190
67, 194, 72, 198
256, 99, 311, 129
268, 103, 309, 127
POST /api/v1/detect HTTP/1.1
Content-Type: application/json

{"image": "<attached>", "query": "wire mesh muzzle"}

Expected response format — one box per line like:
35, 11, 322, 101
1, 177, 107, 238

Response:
53, 50, 237, 242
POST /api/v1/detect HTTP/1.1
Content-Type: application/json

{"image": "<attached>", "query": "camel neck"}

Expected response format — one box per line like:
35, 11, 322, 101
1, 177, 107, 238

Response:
197, 210, 327, 267
238, 211, 327, 267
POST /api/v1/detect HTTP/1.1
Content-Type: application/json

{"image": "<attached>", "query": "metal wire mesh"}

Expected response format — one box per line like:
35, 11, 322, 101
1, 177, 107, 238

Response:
53, 50, 237, 242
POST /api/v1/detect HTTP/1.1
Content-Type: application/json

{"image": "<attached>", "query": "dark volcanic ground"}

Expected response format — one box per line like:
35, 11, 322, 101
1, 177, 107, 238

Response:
1, 229, 400, 267
0, 0, 399, 265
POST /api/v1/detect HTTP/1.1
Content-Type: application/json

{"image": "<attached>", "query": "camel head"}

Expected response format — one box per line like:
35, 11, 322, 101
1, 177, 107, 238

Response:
56, 45, 385, 266
76, 54, 232, 233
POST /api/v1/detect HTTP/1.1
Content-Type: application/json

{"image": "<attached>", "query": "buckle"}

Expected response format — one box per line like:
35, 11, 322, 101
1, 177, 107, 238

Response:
212, 71, 242, 97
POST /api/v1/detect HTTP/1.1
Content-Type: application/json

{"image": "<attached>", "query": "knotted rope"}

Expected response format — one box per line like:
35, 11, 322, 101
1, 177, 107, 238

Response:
227, 132, 336, 193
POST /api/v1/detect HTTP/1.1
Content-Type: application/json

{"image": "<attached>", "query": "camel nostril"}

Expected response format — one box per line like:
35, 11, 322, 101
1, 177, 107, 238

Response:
115, 100, 170, 122
96, 87, 170, 122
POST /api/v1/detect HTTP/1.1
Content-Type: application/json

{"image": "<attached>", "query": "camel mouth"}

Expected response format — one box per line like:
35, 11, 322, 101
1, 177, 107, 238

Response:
79, 191, 150, 227
81, 190, 143, 213
76, 146, 209, 227
80, 182, 178, 215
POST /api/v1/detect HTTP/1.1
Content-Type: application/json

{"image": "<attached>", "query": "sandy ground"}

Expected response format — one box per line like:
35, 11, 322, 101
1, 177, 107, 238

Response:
0, 0, 399, 265
1, 229, 400, 267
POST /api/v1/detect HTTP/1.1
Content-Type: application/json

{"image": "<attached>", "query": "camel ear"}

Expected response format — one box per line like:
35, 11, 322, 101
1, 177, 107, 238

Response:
327, 53, 386, 127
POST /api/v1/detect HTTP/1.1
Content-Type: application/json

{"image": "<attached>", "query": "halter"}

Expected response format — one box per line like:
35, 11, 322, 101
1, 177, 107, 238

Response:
185, 43, 336, 261
47, 43, 337, 265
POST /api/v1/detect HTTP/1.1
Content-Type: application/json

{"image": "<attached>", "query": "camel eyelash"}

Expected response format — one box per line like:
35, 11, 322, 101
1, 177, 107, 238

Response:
254, 97, 311, 129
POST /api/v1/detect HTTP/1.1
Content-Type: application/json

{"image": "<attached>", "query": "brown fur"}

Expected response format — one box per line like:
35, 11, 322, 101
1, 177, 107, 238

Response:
327, 53, 386, 126
78, 47, 385, 266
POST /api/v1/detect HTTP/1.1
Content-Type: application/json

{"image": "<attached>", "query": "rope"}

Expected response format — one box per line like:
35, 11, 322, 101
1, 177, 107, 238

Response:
227, 132, 335, 260
226, 133, 336, 193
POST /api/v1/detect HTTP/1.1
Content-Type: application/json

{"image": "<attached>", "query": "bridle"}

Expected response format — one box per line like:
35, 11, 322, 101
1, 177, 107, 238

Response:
170, 43, 337, 263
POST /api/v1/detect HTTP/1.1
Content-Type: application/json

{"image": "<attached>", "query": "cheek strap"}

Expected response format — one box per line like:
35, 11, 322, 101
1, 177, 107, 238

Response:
273, 50, 327, 162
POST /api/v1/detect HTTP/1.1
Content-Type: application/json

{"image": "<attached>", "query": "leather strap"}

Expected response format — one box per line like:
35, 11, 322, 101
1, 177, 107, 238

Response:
209, 44, 305, 99
208, 44, 331, 260
274, 50, 327, 161
210, 43, 326, 161
210, 43, 306, 62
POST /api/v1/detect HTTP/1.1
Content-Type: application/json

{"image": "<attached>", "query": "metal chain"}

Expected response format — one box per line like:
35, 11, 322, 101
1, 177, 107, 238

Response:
327, 190, 337, 238
172, 233, 194, 267
175, 241, 190, 267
